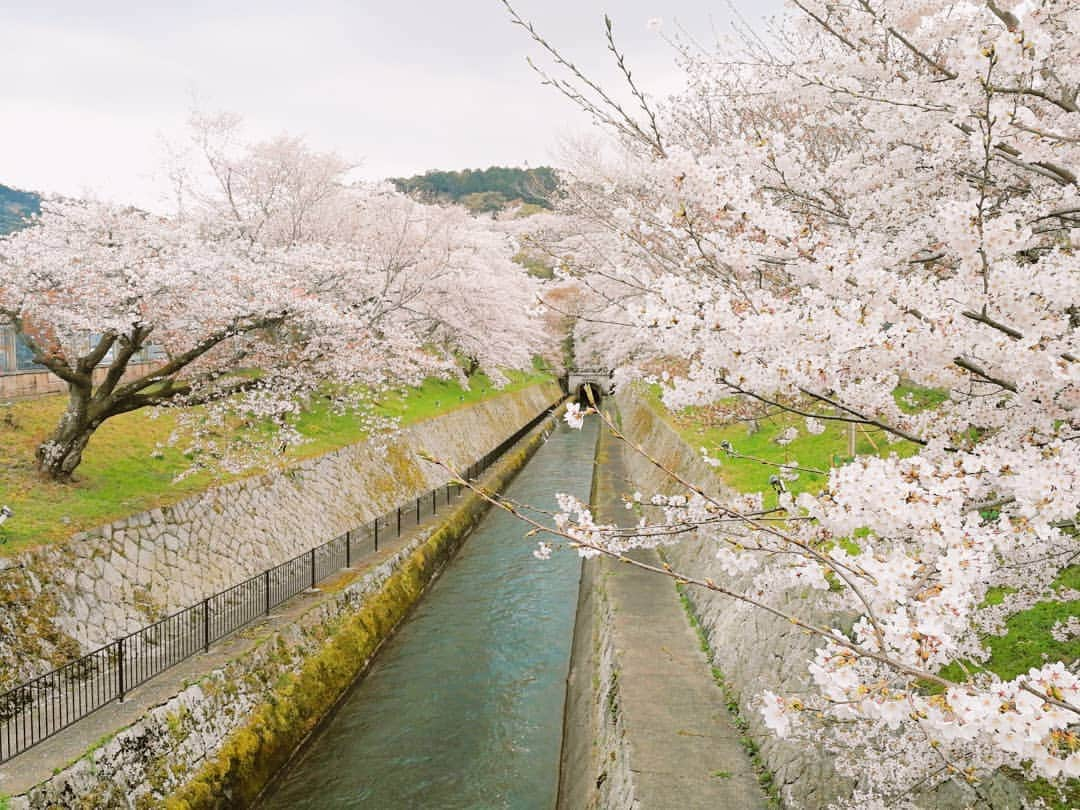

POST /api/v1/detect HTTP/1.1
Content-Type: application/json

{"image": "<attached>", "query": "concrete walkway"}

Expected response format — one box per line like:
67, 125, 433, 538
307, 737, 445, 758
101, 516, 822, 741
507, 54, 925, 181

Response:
591, 410, 768, 809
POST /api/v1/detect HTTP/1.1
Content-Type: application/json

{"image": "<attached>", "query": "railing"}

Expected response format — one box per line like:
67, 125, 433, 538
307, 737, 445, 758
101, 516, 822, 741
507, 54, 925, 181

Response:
0, 400, 560, 764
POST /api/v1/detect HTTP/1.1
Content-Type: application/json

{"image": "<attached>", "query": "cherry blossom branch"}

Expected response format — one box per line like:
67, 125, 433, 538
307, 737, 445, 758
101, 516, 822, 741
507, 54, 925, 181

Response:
962, 308, 1077, 364
432, 453, 980, 697
501, 1, 667, 158
797, 387, 929, 446
717, 443, 828, 476
575, 402, 891, 646
953, 356, 1018, 393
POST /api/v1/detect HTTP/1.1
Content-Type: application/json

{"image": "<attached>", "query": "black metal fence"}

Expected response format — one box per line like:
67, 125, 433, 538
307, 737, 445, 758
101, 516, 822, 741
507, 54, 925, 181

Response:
0, 400, 560, 764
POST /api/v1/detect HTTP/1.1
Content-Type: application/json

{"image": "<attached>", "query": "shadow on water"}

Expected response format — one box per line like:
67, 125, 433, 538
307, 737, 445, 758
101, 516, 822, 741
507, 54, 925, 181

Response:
258, 417, 599, 810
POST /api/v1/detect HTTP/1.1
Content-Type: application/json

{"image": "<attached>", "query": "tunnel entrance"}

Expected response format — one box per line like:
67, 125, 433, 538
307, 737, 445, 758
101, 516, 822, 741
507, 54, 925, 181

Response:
567, 369, 613, 407
575, 382, 603, 407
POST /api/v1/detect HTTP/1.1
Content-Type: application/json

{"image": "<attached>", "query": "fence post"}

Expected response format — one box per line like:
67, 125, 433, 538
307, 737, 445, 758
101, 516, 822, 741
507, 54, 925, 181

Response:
203, 598, 211, 653
397, 507, 402, 537
374, 519, 379, 552
310, 548, 316, 588
345, 530, 352, 568
416, 497, 421, 523
265, 570, 271, 615
117, 637, 127, 702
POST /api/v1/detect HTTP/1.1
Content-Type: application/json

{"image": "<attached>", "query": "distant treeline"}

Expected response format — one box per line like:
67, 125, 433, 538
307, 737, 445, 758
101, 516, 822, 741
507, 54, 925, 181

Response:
391, 166, 559, 213
0, 184, 40, 235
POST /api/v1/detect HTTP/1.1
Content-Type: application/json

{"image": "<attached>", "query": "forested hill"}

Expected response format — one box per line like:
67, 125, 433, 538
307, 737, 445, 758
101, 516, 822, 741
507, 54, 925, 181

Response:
0, 184, 41, 234
391, 166, 558, 214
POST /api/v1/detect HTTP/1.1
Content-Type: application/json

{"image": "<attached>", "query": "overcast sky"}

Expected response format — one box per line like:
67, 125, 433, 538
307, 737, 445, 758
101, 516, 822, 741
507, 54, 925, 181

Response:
0, 0, 783, 209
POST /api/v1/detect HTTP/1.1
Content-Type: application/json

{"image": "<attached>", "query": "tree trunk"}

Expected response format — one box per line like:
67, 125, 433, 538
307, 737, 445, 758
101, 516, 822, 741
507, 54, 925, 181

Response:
36, 398, 97, 481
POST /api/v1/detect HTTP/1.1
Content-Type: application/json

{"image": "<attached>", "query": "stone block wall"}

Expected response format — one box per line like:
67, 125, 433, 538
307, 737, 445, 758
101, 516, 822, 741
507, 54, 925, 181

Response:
0, 361, 160, 400
0, 382, 561, 691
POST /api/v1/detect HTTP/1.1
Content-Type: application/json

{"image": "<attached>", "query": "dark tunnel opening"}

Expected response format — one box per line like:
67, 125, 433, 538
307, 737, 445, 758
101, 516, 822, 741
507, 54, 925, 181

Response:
575, 382, 603, 407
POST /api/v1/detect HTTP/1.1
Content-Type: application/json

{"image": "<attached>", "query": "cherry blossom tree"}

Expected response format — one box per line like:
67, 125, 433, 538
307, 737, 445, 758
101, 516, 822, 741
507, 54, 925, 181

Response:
507, 0, 1080, 802
0, 198, 419, 480
342, 190, 549, 384
174, 110, 359, 246
176, 113, 551, 381
1, 120, 548, 480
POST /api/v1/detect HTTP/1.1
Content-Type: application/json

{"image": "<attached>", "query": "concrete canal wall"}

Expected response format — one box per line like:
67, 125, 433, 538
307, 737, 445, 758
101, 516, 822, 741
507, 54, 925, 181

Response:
605, 388, 1025, 810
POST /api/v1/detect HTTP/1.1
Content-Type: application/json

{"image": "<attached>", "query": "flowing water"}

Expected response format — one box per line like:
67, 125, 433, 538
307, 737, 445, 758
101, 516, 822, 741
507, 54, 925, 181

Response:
259, 418, 599, 809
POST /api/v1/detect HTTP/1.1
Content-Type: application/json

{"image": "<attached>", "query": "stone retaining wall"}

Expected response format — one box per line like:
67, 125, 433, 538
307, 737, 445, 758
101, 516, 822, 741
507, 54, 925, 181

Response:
0, 382, 561, 691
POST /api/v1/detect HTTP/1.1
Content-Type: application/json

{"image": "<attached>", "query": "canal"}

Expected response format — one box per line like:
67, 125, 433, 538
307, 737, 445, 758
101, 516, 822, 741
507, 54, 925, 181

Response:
259, 417, 599, 809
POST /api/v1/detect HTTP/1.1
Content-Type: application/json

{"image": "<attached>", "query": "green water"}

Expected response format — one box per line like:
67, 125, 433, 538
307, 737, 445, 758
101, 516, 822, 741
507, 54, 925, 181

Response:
259, 418, 598, 809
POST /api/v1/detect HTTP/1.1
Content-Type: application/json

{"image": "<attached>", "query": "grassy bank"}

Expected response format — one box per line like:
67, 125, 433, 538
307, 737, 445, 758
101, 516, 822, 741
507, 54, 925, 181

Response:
640, 383, 924, 509
0, 371, 553, 552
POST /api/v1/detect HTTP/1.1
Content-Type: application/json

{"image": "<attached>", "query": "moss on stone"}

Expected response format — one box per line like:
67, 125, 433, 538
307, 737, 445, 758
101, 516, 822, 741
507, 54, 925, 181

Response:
165, 706, 190, 744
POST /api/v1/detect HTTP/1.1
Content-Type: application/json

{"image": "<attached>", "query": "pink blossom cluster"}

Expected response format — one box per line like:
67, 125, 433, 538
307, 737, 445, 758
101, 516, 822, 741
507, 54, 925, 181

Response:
528, 0, 1080, 798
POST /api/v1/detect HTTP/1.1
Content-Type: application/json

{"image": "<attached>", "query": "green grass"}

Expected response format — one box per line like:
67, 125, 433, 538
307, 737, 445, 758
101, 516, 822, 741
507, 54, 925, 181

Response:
1015, 771, 1080, 810
936, 567, 1080, 686
646, 383, 1080, 680
642, 384, 921, 510
893, 381, 949, 414
0, 370, 553, 552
